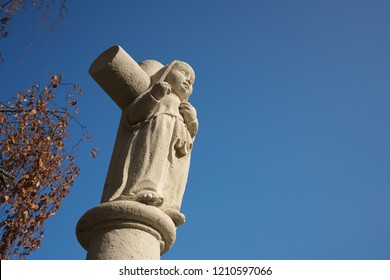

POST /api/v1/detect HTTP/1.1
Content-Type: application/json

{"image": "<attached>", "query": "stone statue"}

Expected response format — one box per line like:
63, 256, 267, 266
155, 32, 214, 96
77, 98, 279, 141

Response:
91, 47, 198, 226
76, 46, 198, 259
108, 61, 197, 226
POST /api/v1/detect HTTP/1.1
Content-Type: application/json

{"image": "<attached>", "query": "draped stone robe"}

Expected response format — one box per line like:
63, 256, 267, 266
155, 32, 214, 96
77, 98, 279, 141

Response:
100, 89, 194, 214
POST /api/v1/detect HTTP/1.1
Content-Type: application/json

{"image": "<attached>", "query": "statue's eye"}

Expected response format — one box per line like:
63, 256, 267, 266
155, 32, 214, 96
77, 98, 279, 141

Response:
179, 69, 186, 75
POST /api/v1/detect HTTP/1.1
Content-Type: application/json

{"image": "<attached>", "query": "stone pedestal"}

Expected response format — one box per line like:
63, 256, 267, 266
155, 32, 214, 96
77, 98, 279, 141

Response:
76, 201, 176, 260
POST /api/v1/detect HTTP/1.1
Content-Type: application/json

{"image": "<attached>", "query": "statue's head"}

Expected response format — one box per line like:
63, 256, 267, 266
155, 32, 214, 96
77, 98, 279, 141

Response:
139, 60, 195, 101
165, 61, 195, 101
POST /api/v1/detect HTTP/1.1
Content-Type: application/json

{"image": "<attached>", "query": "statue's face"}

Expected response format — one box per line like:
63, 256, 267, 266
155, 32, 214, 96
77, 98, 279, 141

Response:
165, 62, 195, 101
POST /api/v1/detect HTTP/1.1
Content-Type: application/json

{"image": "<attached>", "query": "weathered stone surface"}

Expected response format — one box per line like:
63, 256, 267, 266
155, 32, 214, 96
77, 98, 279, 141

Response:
89, 45, 151, 109
76, 201, 176, 259
77, 46, 198, 259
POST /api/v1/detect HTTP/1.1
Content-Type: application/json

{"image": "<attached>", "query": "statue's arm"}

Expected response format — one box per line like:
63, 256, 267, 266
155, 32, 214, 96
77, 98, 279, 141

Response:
126, 90, 159, 125
127, 82, 171, 125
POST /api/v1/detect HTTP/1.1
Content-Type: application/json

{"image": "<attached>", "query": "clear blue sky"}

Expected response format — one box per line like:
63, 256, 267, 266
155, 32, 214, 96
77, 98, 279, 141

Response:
1, 0, 389, 260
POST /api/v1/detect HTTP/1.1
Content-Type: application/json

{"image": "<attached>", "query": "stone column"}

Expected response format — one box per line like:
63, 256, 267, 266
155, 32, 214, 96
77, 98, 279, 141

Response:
76, 201, 176, 260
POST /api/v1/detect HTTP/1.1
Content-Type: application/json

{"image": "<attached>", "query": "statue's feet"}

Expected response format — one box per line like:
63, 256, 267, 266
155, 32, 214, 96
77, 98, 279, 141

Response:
165, 209, 186, 226
135, 190, 164, 207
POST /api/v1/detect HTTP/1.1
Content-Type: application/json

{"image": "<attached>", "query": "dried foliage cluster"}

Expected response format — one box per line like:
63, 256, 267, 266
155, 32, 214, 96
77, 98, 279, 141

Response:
0, 74, 95, 259
0, 0, 94, 260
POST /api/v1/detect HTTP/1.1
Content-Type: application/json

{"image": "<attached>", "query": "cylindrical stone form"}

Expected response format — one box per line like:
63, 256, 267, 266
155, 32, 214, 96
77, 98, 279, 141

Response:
86, 227, 161, 260
76, 201, 176, 260
89, 45, 151, 109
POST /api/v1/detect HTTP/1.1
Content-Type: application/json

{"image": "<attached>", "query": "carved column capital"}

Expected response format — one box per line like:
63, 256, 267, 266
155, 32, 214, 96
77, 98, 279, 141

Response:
76, 201, 176, 259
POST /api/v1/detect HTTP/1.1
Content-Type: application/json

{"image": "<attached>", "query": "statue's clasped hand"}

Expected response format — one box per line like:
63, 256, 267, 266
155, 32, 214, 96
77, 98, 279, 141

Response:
179, 101, 197, 124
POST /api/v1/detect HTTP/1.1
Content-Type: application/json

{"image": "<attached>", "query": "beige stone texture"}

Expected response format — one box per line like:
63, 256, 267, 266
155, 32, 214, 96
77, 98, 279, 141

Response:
76, 201, 175, 259
89, 45, 151, 109
76, 46, 198, 259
